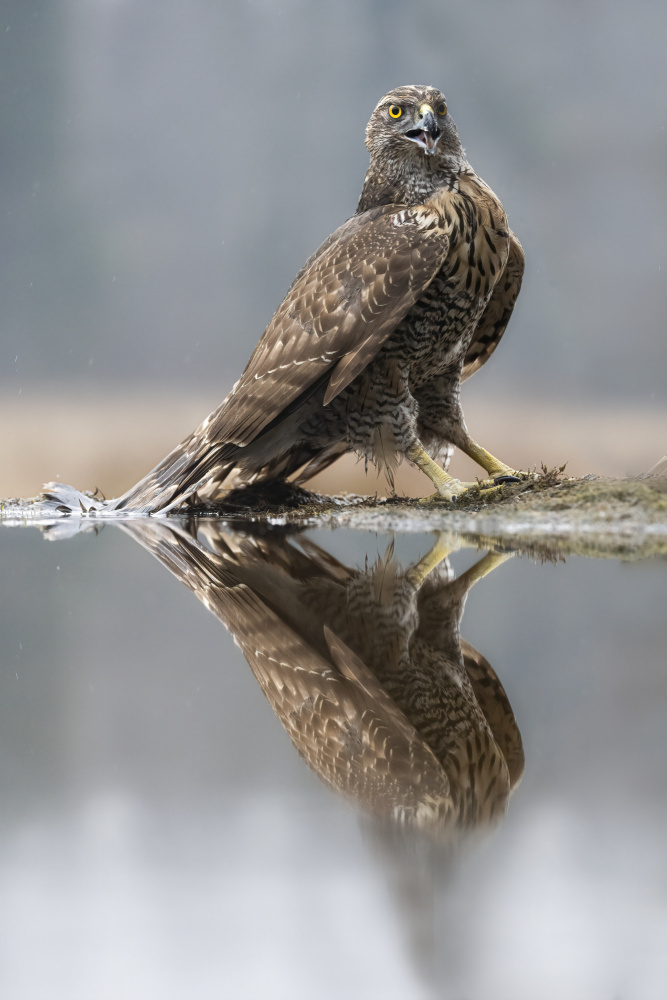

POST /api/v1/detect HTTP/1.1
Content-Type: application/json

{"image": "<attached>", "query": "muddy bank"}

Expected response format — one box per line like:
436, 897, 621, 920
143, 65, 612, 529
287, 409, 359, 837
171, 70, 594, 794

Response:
3, 469, 666, 561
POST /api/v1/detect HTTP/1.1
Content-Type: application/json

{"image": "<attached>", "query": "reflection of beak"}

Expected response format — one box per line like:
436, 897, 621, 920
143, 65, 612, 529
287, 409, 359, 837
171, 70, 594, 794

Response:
405, 110, 441, 155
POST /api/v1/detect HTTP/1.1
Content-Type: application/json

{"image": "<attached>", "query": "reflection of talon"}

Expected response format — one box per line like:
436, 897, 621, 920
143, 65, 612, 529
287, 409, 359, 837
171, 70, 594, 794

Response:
405, 531, 463, 586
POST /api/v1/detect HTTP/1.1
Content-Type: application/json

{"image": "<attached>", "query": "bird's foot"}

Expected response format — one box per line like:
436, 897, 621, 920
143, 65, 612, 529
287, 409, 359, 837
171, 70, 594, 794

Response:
473, 482, 514, 502
417, 478, 477, 504
491, 474, 521, 485
408, 444, 536, 505
418, 470, 535, 505
466, 468, 541, 503
473, 469, 537, 490
491, 469, 536, 484
418, 492, 453, 505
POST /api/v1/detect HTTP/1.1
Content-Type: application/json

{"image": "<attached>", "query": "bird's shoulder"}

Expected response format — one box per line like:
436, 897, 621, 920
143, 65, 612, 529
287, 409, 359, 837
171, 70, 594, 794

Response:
455, 170, 509, 226
296, 200, 450, 275
270, 201, 453, 349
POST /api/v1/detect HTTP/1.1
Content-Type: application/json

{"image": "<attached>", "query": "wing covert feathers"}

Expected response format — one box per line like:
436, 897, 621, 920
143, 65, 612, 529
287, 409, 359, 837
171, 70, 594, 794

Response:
214, 204, 449, 442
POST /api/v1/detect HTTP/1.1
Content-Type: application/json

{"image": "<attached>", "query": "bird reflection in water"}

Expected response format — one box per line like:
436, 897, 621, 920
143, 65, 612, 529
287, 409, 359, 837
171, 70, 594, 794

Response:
123, 520, 524, 844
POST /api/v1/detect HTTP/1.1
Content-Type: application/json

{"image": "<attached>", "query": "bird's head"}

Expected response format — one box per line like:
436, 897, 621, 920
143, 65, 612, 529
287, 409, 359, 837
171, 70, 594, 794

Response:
365, 85, 462, 166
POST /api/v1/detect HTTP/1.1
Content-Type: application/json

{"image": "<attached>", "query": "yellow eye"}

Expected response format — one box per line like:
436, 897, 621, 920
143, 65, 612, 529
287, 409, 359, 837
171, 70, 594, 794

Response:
388, 105, 403, 119
436, 102, 447, 116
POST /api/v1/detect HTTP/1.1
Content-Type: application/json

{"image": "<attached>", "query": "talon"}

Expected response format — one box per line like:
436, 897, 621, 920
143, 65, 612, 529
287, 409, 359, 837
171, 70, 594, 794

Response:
418, 491, 455, 505
406, 441, 533, 504
476, 484, 507, 500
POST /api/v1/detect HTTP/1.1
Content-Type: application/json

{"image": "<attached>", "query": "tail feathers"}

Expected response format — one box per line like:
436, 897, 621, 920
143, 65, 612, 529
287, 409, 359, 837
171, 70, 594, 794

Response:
39, 438, 241, 516
111, 437, 240, 513
40, 482, 107, 515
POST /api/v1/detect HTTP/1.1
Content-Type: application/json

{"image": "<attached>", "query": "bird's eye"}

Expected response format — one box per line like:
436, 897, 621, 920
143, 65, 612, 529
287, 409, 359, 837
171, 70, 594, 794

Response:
436, 102, 447, 116
388, 105, 403, 119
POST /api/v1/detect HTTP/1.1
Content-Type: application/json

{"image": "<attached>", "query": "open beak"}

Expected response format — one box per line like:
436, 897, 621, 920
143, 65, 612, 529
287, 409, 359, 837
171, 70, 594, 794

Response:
405, 109, 441, 155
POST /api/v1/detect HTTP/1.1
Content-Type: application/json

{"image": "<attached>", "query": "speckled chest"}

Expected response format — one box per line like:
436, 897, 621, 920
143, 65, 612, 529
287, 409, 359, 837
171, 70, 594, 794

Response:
332, 579, 488, 747
385, 173, 511, 386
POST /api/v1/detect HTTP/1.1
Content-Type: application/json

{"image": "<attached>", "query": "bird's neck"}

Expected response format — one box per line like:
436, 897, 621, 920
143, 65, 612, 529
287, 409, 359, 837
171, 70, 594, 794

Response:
356, 150, 469, 214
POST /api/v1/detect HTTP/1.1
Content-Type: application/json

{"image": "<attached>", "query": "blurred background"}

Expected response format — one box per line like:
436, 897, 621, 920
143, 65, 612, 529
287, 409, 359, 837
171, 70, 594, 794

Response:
1, 0, 665, 499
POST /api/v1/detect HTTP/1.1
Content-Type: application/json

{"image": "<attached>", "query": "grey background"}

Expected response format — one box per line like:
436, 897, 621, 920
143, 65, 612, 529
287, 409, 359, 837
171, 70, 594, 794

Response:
2, 0, 666, 404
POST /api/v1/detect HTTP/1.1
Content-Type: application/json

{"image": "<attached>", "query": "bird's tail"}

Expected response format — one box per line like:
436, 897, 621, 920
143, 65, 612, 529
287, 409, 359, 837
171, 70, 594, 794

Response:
109, 433, 241, 513
40, 431, 241, 516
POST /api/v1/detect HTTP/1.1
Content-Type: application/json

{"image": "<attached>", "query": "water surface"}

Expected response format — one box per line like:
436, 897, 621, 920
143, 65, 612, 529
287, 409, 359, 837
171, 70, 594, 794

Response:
1, 519, 666, 999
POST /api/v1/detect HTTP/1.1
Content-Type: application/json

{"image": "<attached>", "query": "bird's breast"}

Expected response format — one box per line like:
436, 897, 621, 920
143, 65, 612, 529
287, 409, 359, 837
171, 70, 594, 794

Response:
383, 177, 511, 383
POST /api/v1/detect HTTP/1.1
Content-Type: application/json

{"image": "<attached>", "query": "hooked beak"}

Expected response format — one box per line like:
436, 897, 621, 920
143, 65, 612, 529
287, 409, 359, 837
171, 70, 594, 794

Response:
405, 109, 441, 155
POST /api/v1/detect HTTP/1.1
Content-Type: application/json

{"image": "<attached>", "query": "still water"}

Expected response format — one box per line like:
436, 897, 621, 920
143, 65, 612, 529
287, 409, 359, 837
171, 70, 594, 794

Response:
1, 518, 666, 1000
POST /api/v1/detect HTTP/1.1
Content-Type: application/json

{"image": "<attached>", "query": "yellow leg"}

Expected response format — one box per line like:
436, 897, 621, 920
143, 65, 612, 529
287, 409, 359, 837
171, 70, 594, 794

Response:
406, 444, 467, 500
406, 538, 514, 591
456, 550, 514, 590
405, 531, 462, 587
407, 440, 532, 503
406, 443, 512, 502
460, 440, 534, 484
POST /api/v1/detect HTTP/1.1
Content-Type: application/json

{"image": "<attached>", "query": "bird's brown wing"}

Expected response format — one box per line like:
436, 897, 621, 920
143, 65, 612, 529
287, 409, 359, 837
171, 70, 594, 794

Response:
202, 203, 450, 447
461, 639, 525, 789
461, 230, 524, 382
108, 204, 449, 512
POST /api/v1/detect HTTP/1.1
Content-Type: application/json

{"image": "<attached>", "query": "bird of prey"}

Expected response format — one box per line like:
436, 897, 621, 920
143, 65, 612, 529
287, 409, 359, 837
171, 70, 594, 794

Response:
46, 84, 526, 514
122, 520, 524, 837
